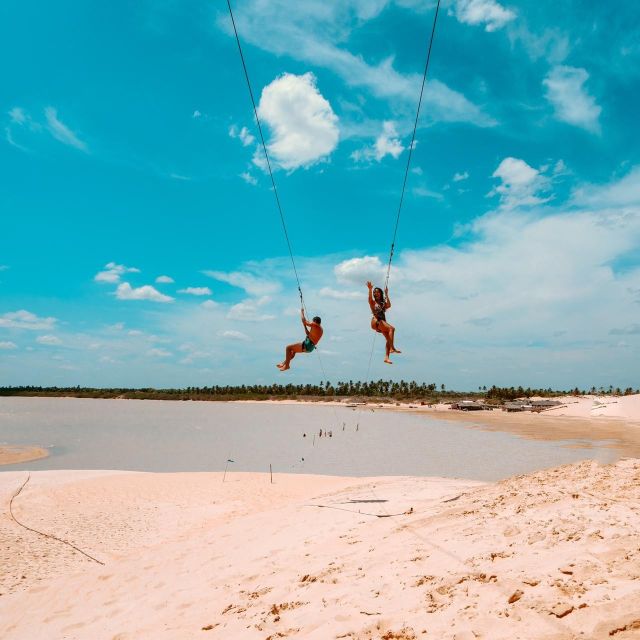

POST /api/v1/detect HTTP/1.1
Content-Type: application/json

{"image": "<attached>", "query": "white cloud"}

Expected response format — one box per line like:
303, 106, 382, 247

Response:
223, 3, 495, 127
394, 207, 640, 351
453, 171, 469, 182
155, 275, 174, 283
44, 107, 88, 152
5, 127, 24, 150
170, 173, 191, 181
318, 287, 362, 300
192, 110, 202, 119
374, 121, 404, 160
254, 72, 339, 171
423, 79, 497, 127
413, 186, 443, 200
334, 256, 386, 285
9, 107, 27, 124
116, 283, 174, 303
543, 66, 602, 133
0, 310, 56, 330
351, 120, 404, 163
240, 171, 258, 186
178, 287, 212, 296
610, 324, 640, 336
147, 348, 172, 357
36, 335, 62, 346
0, 341, 17, 349
203, 270, 281, 296
452, 0, 516, 32
229, 124, 255, 147
201, 300, 219, 310
95, 262, 140, 284
5, 108, 31, 151
573, 166, 640, 208
507, 22, 570, 65
227, 296, 275, 322
218, 329, 251, 342
489, 157, 550, 209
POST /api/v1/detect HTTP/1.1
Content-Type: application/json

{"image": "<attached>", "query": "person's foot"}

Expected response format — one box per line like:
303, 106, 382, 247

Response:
279, 364, 290, 371
391, 348, 402, 354
384, 358, 393, 364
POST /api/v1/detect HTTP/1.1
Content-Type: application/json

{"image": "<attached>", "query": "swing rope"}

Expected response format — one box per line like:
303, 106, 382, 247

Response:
384, 0, 441, 291
365, 0, 441, 385
226, 0, 305, 310
227, 0, 339, 407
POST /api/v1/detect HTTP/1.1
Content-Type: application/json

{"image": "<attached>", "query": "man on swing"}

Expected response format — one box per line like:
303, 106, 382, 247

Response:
277, 308, 323, 371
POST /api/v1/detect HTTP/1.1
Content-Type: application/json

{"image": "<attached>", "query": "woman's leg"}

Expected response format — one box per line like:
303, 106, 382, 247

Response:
371, 319, 393, 363
389, 325, 401, 353
379, 322, 393, 363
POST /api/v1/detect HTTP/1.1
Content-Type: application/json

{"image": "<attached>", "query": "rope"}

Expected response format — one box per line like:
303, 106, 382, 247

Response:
348, 1, 442, 512
227, 0, 342, 435
9, 473, 105, 565
304, 504, 409, 518
226, 0, 305, 309
362, 0, 441, 385
384, 0, 441, 291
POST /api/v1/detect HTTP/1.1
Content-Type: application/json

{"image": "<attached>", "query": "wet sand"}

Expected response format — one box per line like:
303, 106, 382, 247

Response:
0, 446, 49, 466
412, 408, 640, 457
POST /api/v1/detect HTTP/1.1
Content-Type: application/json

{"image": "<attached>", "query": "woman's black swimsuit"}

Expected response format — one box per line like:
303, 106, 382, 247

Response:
373, 302, 386, 324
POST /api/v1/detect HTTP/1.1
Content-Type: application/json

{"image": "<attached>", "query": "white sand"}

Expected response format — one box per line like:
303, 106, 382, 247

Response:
544, 394, 640, 420
2, 459, 640, 639
253, 394, 640, 424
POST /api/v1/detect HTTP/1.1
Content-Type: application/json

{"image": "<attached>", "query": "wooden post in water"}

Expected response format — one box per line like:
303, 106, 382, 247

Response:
223, 456, 233, 482
270, 464, 273, 484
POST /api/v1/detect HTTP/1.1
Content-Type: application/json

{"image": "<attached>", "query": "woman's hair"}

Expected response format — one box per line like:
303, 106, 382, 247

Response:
312, 316, 321, 324
373, 287, 384, 302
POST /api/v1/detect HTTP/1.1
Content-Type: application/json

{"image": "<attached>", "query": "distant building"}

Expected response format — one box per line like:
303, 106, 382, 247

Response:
502, 399, 562, 412
451, 400, 487, 411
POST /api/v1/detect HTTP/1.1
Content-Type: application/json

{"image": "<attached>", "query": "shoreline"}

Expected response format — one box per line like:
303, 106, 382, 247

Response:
0, 445, 49, 466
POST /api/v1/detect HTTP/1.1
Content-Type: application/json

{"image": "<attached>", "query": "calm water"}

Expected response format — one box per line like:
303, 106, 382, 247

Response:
0, 397, 619, 481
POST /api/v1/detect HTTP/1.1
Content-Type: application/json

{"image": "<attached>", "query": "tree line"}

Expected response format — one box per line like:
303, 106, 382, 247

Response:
0, 382, 636, 402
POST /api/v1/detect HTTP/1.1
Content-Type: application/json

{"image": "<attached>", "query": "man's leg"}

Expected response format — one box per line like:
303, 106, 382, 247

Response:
278, 342, 304, 371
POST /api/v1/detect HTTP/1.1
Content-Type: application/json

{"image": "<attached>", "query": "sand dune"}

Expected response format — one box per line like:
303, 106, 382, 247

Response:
2, 460, 640, 639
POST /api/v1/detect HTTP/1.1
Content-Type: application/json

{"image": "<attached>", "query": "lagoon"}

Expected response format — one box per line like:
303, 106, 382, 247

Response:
0, 396, 618, 481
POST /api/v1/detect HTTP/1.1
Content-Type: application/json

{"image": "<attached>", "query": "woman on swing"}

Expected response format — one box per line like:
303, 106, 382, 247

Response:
366, 281, 401, 364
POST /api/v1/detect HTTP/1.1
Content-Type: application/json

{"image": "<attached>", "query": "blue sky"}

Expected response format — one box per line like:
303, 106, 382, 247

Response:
1, 0, 639, 389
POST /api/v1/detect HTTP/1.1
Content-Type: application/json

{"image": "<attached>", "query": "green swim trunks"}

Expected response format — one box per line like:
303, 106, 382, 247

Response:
302, 336, 316, 353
